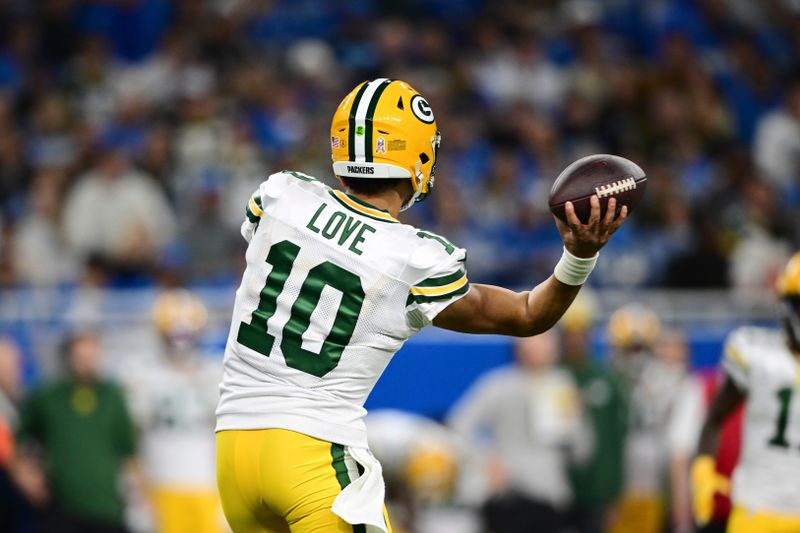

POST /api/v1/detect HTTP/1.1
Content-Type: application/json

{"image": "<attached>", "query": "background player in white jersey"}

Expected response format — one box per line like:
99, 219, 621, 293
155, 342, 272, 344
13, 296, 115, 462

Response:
215, 78, 629, 533
693, 252, 800, 532
121, 290, 224, 533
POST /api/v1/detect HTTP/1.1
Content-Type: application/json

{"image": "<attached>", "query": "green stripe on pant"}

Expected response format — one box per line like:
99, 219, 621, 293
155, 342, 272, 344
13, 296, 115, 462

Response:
330, 443, 368, 533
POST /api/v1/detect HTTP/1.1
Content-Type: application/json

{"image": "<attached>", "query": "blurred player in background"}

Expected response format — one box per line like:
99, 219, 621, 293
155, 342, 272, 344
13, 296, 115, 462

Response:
365, 410, 474, 533
449, 330, 592, 533
215, 79, 627, 533
656, 329, 706, 533
120, 290, 223, 533
15, 331, 141, 533
694, 252, 800, 533
606, 304, 676, 533
558, 292, 627, 533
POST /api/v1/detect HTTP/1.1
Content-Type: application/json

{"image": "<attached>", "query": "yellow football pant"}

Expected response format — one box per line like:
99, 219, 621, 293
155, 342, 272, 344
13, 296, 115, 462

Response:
151, 487, 225, 533
727, 505, 800, 533
608, 494, 664, 533
216, 429, 392, 533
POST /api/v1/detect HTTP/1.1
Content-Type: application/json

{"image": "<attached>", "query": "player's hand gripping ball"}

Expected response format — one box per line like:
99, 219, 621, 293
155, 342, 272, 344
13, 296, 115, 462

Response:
549, 154, 646, 224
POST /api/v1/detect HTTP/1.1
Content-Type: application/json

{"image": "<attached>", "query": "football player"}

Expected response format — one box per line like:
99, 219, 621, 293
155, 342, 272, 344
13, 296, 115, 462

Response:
121, 290, 224, 533
215, 79, 628, 533
605, 304, 667, 533
693, 252, 800, 532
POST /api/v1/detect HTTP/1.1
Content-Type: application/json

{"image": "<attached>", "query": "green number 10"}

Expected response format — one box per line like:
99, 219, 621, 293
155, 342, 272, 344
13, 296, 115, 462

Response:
237, 240, 365, 378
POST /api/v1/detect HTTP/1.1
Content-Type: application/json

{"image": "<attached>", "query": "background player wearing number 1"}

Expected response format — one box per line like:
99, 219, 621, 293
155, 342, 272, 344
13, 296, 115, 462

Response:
693, 253, 800, 532
214, 78, 629, 533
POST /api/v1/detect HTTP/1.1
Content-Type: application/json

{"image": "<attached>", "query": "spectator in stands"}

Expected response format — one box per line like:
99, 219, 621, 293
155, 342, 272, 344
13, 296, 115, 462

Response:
15, 331, 143, 533
558, 293, 628, 533
178, 179, 240, 284
0, 0, 798, 289
470, 27, 566, 112
63, 140, 176, 276
753, 72, 800, 193
449, 330, 591, 533
11, 169, 78, 286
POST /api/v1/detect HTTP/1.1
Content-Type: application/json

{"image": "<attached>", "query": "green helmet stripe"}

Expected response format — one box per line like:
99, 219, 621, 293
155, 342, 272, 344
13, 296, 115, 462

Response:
348, 82, 370, 162
364, 79, 392, 163
351, 78, 390, 162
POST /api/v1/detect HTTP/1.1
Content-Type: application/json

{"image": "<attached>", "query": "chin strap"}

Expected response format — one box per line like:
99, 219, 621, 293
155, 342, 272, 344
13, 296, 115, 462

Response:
401, 163, 435, 212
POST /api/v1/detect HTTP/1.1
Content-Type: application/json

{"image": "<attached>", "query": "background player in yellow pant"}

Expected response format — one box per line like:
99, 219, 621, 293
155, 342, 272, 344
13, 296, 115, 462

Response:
693, 253, 800, 532
117, 290, 225, 533
215, 79, 628, 532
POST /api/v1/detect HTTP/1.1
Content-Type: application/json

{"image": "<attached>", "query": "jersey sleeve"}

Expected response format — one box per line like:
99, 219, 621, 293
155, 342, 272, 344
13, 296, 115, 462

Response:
405, 232, 470, 327
240, 188, 264, 242
722, 328, 753, 391
240, 171, 321, 242
240, 181, 268, 243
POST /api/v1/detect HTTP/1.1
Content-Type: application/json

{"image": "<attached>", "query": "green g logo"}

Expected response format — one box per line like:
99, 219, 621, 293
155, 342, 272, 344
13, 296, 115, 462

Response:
411, 95, 435, 124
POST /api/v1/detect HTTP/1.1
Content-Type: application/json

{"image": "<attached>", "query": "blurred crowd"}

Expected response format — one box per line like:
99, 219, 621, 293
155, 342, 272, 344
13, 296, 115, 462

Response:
0, 0, 799, 290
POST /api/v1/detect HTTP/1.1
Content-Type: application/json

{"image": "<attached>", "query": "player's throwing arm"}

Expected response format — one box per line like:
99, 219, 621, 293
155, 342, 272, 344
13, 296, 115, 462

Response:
434, 155, 645, 336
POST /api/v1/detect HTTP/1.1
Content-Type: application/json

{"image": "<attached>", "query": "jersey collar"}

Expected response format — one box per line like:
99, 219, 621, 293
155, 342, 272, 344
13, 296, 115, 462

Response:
330, 190, 399, 224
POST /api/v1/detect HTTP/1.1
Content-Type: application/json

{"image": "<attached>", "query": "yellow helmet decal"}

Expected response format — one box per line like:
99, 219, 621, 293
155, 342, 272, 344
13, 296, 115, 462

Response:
331, 79, 440, 210
778, 252, 800, 296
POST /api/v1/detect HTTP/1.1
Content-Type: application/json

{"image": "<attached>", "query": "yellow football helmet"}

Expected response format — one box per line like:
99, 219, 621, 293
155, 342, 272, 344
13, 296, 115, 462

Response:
607, 303, 661, 350
777, 252, 800, 352
331, 79, 441, 211
404, 440, 458, 503
559, 289, 598, 332
152, 289, 208, 339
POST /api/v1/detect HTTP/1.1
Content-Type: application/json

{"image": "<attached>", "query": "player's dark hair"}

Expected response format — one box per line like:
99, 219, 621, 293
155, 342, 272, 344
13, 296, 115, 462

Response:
340, 177, 406, 195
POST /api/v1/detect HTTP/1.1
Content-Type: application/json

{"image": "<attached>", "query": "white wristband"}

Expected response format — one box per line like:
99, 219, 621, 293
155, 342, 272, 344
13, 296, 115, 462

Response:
553, 247, 598, 286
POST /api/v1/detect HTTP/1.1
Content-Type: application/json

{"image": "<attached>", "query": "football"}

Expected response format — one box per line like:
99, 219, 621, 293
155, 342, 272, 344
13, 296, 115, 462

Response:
549, 154, 646, 224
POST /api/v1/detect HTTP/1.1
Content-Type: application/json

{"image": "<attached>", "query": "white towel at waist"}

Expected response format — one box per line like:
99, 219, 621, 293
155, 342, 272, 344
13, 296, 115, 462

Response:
331, 446, 388, 533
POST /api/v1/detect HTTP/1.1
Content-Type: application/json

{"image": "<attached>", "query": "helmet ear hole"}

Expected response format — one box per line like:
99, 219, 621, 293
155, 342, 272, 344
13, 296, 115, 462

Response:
419, 153, 430, 164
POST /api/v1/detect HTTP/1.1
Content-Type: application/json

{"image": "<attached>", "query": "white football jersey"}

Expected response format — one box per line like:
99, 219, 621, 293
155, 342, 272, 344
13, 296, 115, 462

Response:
723, 326, 800, 514
121, 354, 220, 488
216, 171, 470, 448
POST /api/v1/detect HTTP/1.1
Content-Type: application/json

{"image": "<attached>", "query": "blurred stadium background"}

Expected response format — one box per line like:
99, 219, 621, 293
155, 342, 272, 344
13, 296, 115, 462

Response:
0, 0, 798, 532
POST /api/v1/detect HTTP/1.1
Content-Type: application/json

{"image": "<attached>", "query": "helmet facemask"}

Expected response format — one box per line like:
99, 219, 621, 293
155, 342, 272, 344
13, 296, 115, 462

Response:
402, 130, 441, 212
